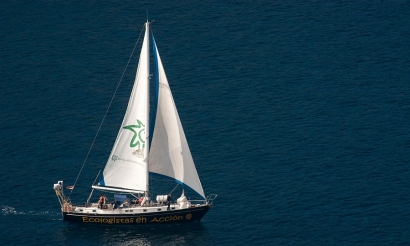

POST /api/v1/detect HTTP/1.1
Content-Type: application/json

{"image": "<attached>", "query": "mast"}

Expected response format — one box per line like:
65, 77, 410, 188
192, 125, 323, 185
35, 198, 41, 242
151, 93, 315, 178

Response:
144, 21, 150, 196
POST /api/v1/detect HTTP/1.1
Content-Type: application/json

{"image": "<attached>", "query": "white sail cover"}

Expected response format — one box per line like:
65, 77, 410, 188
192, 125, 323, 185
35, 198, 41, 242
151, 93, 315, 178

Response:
149, 39, 205, 199
96, 23, 150, 193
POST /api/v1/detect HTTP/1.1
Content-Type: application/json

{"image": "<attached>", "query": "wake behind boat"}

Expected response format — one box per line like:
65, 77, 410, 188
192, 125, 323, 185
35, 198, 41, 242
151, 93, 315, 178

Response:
53, 21, 216, 225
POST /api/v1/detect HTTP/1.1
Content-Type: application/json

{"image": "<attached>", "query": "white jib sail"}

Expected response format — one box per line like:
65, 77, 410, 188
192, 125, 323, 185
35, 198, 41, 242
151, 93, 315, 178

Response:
149, 39, 205, 199
97, 22, 150, 193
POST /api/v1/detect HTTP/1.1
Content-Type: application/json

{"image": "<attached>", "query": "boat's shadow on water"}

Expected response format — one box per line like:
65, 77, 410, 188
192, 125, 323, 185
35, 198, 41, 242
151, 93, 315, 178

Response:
58, 222, 211, 245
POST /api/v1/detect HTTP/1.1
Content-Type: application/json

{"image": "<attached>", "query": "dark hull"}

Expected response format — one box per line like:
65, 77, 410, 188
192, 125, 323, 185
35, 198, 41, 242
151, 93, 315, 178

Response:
63, 205, 211, 225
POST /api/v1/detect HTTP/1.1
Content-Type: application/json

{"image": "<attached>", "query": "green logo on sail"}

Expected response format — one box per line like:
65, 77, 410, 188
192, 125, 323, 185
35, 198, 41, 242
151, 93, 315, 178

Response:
123, 119, 145, 149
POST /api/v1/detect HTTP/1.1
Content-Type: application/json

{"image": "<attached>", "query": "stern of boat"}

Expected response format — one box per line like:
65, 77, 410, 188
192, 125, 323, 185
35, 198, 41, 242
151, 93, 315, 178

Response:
53, 181, 74, 213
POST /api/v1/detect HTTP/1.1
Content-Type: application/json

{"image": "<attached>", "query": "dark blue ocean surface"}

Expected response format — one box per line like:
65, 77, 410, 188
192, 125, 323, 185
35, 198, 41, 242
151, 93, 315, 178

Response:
1, 1, 410, 245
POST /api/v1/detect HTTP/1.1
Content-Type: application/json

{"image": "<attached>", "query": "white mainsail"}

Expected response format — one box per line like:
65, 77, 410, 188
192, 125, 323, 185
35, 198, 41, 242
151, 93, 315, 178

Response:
149, 38, 205, 199
93, 22, 150, 193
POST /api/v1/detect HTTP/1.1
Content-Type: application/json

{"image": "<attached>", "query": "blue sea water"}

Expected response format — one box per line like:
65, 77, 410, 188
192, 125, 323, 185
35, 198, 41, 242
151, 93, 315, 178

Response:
1, 1, 410, 245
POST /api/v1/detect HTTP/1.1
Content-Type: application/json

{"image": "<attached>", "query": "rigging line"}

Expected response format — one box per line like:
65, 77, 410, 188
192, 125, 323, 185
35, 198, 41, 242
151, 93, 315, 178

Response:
170, 183, 180, 195
68, 24, 146, 199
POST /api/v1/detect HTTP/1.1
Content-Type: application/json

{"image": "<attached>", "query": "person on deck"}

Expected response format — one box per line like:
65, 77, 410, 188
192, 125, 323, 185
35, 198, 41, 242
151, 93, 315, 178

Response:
99, 194, 107, 209
167, 194, 172, 211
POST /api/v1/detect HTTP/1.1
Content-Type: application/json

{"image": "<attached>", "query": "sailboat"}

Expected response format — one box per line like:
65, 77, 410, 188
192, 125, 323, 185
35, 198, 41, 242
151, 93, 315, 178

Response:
53, 21, 216, 225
